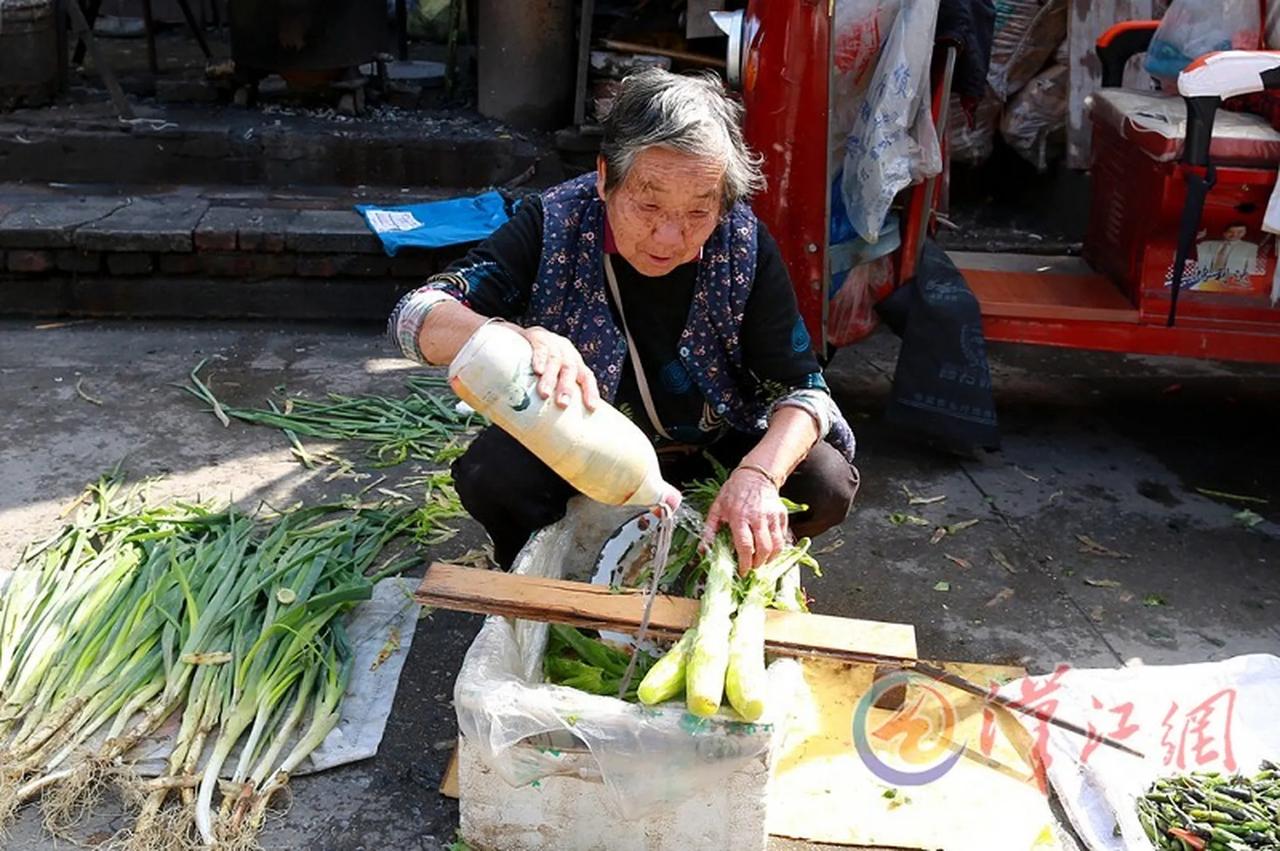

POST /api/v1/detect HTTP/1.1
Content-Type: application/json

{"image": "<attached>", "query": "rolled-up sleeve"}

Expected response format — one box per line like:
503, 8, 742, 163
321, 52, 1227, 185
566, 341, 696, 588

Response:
387, 197, 545, 363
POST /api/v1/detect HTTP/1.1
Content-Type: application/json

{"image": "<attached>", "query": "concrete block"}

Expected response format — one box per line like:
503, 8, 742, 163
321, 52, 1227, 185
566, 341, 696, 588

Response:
297, 254, 389, 277
238, 210, 296, 253
197, 252, 256, 277
7, 249, 53, 273
159, 253, 201, 275
458, 736, 772, 851
106, 253, 155, 276
285, 210, 382, 254
193, 207, 243, 252
75, 198, 210, 253
0, 198, 128, 248
198, 252, 296, 277
55, 249, 104, 273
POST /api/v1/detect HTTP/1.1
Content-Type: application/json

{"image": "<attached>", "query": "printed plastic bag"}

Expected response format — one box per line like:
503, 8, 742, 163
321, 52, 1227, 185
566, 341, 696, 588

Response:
453, 499, 803, 818
1145, 0, 1261, 82
841, 0, 943, 244
1006, 654, 1280, 851
830, 0, 904, 163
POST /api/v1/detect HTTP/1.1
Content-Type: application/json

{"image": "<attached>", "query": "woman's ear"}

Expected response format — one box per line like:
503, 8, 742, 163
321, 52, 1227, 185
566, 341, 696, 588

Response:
595, 157, 608, 202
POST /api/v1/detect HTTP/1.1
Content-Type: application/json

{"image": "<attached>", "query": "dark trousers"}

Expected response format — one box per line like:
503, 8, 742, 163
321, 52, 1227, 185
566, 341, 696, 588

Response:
453, 427, 860, 568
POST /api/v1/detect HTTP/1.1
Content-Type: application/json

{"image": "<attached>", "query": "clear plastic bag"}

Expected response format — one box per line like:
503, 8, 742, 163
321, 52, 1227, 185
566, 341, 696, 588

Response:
948, 90, 1004, 166
453, 498, 803, 819
1145, 0, 1262, 82
987, 0, 1067, 101
1000, 63, 1069, 170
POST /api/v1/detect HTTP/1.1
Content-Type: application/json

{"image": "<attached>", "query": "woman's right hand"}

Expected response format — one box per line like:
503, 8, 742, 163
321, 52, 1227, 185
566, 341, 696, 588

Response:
522, 325, 601, 411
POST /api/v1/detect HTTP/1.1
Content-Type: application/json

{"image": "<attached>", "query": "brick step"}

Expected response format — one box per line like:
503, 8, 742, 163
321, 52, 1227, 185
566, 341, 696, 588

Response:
0, 100, 545, 189
0, 184, 479, 319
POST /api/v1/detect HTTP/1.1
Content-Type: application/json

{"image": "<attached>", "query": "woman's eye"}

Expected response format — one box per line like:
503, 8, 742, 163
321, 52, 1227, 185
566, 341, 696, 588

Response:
689, 210, 710, 220
640, 203, 660, 213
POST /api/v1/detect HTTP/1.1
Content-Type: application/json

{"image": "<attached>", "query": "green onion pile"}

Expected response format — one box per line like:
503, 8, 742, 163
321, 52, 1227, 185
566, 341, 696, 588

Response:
183, 362, 479, 467
1138, 767, 1280, 851
0, 473, 461, 849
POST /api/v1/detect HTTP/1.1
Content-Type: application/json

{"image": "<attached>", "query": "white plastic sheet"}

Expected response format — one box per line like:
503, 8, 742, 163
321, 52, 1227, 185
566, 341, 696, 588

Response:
840, 0, 943, 244
453, 498, 803, 819
1004, 654, 1280, 851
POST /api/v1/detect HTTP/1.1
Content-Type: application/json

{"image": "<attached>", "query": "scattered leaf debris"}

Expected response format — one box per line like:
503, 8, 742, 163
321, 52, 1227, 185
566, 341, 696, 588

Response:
1083, 577, 1121, 588
985, 587, 1015, 607
990, 548, 1019, 574
1196, 487, 1268, 505
1076, 534, 1131, 559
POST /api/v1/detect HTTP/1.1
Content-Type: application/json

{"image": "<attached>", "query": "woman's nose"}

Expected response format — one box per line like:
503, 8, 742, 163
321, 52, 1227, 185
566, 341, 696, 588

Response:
653, 220, 683, 248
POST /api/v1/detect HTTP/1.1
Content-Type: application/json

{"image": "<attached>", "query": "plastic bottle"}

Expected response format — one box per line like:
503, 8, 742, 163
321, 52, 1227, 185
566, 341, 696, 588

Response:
447, 321, 679, 509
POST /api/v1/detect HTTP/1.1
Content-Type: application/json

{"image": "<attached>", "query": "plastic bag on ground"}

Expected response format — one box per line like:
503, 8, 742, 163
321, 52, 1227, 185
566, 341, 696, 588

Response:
1000, 63, 1068, 170
1144, 0, 1261, 83
453, 498, 803, 819
987, 0, 1067, 101
948, 89, 1004, 165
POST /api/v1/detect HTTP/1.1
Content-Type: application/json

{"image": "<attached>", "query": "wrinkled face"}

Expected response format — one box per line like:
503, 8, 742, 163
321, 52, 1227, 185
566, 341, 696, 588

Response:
597, 147, 725, 277
1224, 225, 1247, 242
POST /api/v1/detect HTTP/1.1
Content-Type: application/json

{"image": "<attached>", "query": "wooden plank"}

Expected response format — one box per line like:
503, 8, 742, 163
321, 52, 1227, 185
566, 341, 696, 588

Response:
963, 267, 1140, 323
440, 741, 460, 799
415, 563, 918, 662
1067, 0, 1157, 168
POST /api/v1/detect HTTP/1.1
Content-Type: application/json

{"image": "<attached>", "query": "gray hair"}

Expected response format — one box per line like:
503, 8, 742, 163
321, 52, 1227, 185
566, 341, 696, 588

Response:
599, 69, 765, 212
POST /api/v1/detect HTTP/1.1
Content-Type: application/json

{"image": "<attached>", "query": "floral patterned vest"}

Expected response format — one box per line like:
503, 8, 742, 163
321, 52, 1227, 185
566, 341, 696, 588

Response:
527, 172, 767, 434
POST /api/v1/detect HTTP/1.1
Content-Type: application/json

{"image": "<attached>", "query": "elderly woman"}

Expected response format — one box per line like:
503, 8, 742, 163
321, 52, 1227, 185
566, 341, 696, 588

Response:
389, 69, 858, 572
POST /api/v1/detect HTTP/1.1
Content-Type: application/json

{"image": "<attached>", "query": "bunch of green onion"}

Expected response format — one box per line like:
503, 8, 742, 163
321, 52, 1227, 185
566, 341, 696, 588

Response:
182, 362, 479, 467
0, 473, 461, 849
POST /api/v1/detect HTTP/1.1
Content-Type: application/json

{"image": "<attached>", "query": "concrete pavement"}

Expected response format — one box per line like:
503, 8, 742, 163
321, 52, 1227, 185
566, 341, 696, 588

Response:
0, 318, 1276, 849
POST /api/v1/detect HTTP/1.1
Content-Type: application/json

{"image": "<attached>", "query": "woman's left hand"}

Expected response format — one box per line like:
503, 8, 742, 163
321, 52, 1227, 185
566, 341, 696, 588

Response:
703, 467, 789, 575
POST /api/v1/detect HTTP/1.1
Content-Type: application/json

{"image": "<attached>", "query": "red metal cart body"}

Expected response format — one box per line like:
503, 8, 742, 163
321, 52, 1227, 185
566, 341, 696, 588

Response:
729, 1, 1280, 364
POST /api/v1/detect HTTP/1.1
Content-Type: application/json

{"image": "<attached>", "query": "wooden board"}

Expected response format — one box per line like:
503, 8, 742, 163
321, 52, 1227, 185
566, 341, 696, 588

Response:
951, 251, 1139, 324
767, 659, 1063, 851
1067, 0, 1159, 168
440, 741, 460, 799
415, 563, 919, 662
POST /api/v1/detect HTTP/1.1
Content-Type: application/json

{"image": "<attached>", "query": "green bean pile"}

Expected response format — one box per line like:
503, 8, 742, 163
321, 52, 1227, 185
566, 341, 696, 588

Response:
1137, 765, 1280, 850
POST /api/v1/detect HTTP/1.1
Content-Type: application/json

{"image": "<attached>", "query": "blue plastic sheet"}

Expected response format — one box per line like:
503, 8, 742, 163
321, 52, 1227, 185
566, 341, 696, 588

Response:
356, 191, 510, 256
